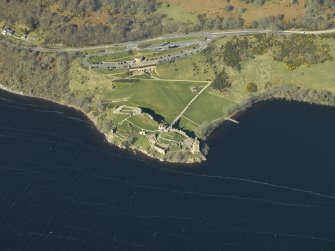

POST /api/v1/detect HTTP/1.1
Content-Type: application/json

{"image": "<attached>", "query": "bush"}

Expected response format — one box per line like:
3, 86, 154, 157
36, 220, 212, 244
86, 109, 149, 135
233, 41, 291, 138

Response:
224, 5, 234, 12
221, 37, 251, 70
252, 15, 284, 30
238, 7, 247, 14
212, 68, 231, 91
0, 43, 74, 101
246, 82, 258, 92
253, 0, 266, 6
272, 34, 333, 69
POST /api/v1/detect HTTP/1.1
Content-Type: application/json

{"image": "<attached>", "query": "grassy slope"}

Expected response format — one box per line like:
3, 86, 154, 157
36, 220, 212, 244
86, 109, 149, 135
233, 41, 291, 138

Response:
231, 39, 335, 95
184, 91, 236, 124
155, 54, 215, 81
156, 2, 199, 24
105, 80, 203, 123
160, 0, 335, 27
128, 115, 159, 131
69, 64, 204, 124
155, 35, 335, 135
200, 36, 335, 95
138, 36, 206, 49
70, 35, 335, 139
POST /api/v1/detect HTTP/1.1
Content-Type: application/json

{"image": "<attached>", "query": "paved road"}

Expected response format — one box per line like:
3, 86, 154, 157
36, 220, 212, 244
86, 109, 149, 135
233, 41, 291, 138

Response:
86, 42, 207, 71
2, 28, 335, 70
3, 27, 335, 129
82, 28, 335, 70
3, 28, 335, 53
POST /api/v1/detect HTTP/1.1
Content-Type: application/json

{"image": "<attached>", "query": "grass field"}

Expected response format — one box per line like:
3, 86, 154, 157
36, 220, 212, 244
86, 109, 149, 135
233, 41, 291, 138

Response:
105, 79, 204, 123
133, 135, 151, 151
160, 0, 308, 26
155, 53, 215, 81
70, 64, 205, 125
157, 2, 199, 24
160, 131, 185, 142
270, 57, 335, 92
184, 91, 236, 124
84, 46, 127, 55
127, 115, 159, 131
234, 53, 335, 94
195, 35, 335, 103
128, 73, 153, 80
178, 117, 199, 135
89, 49, 160, 63
137, 36, 206, 49
71, 34, 335, 142
88, 50, 136, 63
92, 68, 129, 76
69, 61, 238, 134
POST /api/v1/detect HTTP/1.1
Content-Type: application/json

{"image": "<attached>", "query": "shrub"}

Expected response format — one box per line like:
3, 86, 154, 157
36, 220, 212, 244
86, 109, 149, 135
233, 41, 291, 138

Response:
224, 5, 234, 12
212, 68, 231, 91
272, 34, 333, 69
246, 82, 258, 92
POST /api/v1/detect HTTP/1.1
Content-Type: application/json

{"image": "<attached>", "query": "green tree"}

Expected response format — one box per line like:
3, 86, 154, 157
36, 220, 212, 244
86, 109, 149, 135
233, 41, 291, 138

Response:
212, 68, 231, 91
246, 82, 258, 92
26, 17, 38, 31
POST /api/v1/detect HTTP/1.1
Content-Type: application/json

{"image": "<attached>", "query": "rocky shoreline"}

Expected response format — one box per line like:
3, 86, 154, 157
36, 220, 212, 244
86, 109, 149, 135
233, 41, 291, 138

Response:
0, 84, 205, 164
1, 83, 334, 164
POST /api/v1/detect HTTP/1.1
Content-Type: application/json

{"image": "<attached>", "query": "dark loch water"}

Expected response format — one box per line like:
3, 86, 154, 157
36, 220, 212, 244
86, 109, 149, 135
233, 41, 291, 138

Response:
0, 90, 334, 251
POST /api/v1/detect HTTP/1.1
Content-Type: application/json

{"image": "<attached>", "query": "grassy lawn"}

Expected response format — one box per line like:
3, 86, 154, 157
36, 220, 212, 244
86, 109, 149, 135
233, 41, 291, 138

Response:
156, 53, 215, 81
271, 38, 335, 90
157, 2, 198, 24
69, 62, 114, 94
138, 36, 206, 49
88, 51, 134, 63
272, 60, 335, 92
70, 34, 335, 141
141, 45, 200, 59
92, 69, 113, 75
105, 79, 204, 123
161, 131, 185, 142
112, 114, 130, 124
128, 73, 153, 79
70, 60, 236, 135
133, 135, 151, 151
202, 36, 335, 103
236, 53, 335, 93
160, 0, 308, 27
127, 115, 159, 131
83, 46, 127, 55
92, 68, 129, 77
70, 63, 205, 125
179, 116, 199, 134
184, 91, 236, 124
